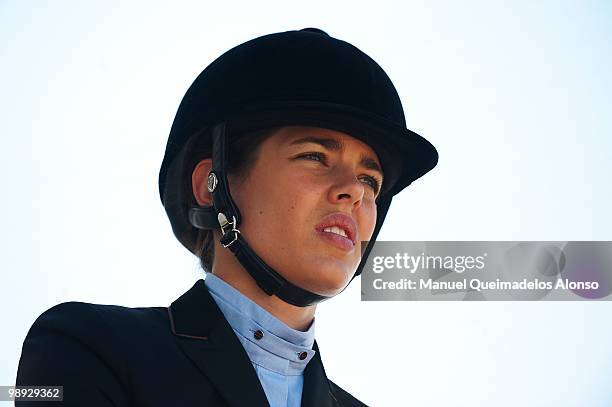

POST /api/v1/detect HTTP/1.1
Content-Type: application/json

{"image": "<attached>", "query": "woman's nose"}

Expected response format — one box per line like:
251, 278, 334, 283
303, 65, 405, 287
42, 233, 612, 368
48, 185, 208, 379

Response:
327, 168, 365, 210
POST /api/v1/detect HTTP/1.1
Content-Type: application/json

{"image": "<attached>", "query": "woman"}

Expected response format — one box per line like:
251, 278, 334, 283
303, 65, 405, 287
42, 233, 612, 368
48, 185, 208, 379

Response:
16, 28, 438, 406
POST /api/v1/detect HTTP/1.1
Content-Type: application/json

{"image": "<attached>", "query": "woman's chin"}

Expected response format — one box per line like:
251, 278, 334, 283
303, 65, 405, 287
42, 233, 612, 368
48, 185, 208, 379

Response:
297, 258, 359, 296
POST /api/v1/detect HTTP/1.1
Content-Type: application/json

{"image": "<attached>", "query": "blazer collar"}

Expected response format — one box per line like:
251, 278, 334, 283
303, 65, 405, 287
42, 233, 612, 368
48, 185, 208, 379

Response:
168, 279, 219, 340
168, 279, 338, 407
169, 279, 269, 407
302, 341, 337, 407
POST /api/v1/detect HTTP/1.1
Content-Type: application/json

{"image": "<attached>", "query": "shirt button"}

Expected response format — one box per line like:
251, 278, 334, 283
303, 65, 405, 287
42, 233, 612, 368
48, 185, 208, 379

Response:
298, 351, 308, 360
253, 330, 264, 340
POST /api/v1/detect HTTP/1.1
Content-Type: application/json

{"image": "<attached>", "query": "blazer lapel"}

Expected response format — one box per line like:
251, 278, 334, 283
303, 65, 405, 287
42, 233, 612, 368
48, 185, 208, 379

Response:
302, 341, 337, 407
168, 279, 269, 407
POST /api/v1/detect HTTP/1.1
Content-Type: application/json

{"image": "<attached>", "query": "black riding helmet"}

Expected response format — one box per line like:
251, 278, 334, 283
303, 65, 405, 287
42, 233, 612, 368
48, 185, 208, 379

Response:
159, 28, 438, 307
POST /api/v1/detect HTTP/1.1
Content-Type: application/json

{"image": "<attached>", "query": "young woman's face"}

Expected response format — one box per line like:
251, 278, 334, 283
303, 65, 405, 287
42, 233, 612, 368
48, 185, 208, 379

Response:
229, 126, 382, 296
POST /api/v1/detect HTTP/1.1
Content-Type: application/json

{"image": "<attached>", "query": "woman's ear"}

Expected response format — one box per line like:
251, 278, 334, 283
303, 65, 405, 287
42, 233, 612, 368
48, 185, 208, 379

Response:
192, 158, 213, 206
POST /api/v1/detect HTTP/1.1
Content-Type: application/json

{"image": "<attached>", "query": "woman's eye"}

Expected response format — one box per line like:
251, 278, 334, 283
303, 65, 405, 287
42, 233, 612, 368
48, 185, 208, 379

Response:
297, 152, 326, 163
295, 152, 381, 195
360, 175, 381, 195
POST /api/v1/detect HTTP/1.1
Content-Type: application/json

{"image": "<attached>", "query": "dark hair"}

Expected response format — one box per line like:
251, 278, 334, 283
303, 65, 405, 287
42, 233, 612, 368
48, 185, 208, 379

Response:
188, 127, 280, 272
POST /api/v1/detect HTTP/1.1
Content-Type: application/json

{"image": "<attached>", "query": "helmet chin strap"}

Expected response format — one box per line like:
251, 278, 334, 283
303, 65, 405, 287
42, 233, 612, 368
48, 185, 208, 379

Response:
188, 122, 333, 307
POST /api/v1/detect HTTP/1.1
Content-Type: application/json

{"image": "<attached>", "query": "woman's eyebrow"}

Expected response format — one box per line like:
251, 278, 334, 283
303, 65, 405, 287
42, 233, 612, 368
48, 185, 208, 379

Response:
289, 136, 383, 177
360, 155, 383, 177
289, 136, 342, 151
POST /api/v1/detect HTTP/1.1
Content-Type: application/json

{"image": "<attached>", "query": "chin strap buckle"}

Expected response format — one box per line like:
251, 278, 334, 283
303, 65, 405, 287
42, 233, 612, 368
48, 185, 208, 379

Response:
218, 212, 241, 248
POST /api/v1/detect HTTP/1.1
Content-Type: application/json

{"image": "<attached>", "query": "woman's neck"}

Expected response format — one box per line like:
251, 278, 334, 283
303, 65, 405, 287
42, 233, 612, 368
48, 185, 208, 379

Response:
211, 255, 316, 332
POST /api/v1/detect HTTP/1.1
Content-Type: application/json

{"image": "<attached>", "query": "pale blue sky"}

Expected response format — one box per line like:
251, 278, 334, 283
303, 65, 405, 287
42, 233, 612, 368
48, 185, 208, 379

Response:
2, 1, 611, 406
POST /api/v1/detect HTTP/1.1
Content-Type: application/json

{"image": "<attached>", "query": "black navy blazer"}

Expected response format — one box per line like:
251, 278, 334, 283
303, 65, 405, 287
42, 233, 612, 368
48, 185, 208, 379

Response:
16, 279, 367, 406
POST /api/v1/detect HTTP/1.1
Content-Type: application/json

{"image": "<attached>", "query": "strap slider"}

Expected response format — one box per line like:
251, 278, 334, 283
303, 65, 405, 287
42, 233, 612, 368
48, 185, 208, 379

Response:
218, 212, 240, 248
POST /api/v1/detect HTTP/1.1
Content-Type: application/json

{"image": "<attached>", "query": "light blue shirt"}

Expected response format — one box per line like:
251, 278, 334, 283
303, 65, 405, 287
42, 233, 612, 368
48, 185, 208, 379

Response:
204, 273, 316, 407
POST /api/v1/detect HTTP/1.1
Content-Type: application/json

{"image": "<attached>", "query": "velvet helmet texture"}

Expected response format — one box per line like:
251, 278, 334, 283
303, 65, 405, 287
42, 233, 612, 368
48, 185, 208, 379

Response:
159, 28, 439, 273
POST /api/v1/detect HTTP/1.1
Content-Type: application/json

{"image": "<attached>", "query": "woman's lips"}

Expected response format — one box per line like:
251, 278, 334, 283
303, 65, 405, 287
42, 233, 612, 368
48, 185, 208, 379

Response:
314, 213, 358, 252
315, 229, 355, 251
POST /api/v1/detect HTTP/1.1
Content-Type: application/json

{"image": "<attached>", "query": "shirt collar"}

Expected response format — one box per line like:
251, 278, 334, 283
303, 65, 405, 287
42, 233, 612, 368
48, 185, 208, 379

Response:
204, 272, 316, 375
